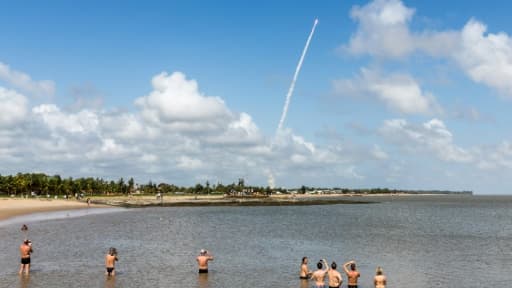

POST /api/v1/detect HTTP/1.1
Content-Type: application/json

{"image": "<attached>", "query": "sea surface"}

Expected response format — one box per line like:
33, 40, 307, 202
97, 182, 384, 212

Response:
0, 195, 511, 288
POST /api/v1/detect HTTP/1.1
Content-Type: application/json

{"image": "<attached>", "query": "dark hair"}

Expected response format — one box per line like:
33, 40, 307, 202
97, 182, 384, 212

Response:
317, 261, 323, 269
350, 263, 356, 270
331, 262, 337, 269
302, 257, 308, 264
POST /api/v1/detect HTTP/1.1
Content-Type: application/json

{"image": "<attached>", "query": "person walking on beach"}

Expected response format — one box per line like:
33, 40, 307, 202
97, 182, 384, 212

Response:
310, 259, 329, 288
374, 266, 387, 288
343, 260, 360, 288
105, 247, 118, 276
19, 239, 33, 275
327, 261, 342, 288
300, 256, 312, 279
196, 249, 213, 273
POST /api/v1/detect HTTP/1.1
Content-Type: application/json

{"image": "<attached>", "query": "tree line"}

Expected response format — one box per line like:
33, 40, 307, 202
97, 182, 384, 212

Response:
0, 173, 471, 197
0, 173, 278, 197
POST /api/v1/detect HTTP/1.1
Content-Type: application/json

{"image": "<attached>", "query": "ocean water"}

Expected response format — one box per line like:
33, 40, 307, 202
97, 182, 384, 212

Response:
0, 195, 511, 288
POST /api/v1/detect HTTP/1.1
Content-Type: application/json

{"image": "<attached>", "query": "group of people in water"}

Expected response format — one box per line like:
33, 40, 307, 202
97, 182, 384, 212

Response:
300, 257, 386, 288
19, 236, 214, 277
19, 223, 385, 287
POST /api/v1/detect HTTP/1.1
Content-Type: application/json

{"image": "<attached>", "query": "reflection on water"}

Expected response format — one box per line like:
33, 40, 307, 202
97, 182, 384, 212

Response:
19, 275, 31, 288
197, 273, 209, 288
104, 276, 116, 288
0, 195, 511, 287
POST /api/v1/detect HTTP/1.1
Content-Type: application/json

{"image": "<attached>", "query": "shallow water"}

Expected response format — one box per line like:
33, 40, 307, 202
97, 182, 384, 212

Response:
0, 195, 511, 288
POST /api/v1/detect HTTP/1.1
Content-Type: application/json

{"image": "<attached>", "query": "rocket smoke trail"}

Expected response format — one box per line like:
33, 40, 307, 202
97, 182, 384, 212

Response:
277, 18, 318, 132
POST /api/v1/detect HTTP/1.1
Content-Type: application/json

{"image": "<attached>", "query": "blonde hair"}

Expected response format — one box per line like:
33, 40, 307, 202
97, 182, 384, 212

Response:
376, 266, 383, 275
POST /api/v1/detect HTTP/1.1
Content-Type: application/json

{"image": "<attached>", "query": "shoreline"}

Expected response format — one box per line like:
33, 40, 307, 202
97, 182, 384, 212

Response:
0, 193, 468, 221
90, 194, 382, 208
0, 198, 105, 222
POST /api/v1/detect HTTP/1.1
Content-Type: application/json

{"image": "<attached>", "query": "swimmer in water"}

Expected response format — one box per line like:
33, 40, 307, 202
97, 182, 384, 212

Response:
300, 256, 312, 279
327, 261, 342, 288
310, 259, 329, 288
196, 249, 214, 273
374, 266, 387, 288
105, 247, 118, 276
19, 239, 33, 275
343, 260, 360, 288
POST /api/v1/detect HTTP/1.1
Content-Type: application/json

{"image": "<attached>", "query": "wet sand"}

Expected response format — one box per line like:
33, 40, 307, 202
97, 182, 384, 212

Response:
0, 198, 102, 221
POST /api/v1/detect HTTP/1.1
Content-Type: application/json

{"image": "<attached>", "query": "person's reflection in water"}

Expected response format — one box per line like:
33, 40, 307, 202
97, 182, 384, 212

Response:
19, 275, 31, 288
198, 272, 209, 288
299, 277, 309, 288
104, 275, 116, 288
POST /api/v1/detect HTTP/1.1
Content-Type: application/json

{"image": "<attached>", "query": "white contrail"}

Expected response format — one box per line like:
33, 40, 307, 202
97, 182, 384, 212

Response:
277, 18, 318, 132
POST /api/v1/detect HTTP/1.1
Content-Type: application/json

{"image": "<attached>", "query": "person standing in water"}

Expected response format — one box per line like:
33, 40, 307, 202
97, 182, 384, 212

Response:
299, 256, 312, 279
343, 260, 360, 288
374, 266, 387, 288
327, 261, 342, 288
196, 249, 214, 273
105, 247, 118, 276
310, 259, 329, 288
19, 239, 33, 275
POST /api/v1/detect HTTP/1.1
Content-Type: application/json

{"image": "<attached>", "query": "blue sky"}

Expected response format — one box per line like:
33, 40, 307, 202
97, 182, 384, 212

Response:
1, 0, 512, 194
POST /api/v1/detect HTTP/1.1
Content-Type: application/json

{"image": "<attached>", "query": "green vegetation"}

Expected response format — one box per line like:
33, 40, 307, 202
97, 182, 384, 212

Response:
0, 172, 472, 197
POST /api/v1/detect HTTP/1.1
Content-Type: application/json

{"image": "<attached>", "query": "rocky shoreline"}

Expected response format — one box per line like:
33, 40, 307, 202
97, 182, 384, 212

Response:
92, 196, 376, 208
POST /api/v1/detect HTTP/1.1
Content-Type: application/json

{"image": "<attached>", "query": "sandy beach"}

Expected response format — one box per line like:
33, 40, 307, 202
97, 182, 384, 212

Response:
0, 198, 101, 221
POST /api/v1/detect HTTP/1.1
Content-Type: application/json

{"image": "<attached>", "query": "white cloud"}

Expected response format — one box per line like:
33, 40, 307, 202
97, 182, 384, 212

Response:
0, 87, 28, 127
344, 0, 512, 97
334, 67, 442, 115
0, 62, 55, 96
135, 72, 232, 132
346, 0, 416, 58
379, 118, 473, 163
32, 104, 99, 134
454, 20, 512, 97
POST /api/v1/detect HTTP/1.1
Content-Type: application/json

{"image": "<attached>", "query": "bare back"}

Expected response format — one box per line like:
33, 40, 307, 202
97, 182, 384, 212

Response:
196, 255, 213, 270
311, 269, 328, 286
374, 275, 387, 288
20, 244, 31, 258
347, 270, 360, 285
328, 269, 342, 287
105, 254, 117, 268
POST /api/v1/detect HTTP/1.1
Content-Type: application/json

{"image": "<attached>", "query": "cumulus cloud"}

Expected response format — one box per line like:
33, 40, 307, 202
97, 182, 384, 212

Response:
135, 72, 232, 132
334, 67, 442, 115
344, 0, 459, 59
379, 118, 473, 163
343, 0, 512, 97
0, 87, 28, 127
455, 20, 512, 97
0, 70, 382, 187
32, 104, 99, 134
0, 62, 55, 96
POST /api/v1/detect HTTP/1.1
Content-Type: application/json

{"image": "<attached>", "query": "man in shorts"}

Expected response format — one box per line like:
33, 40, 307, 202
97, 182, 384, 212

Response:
105, 247, 118, 276
343, 260, 360, 288
196, 249, 214, 273
327, 261, 342, 288
19, 239, 33, 275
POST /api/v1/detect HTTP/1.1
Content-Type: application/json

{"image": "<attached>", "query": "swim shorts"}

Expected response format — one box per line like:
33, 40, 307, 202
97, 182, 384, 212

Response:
198, 269, 208, 274
21, 258, 30, 265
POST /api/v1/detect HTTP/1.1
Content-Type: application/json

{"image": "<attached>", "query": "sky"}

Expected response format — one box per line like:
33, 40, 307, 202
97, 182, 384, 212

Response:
1, 0, 512, 194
